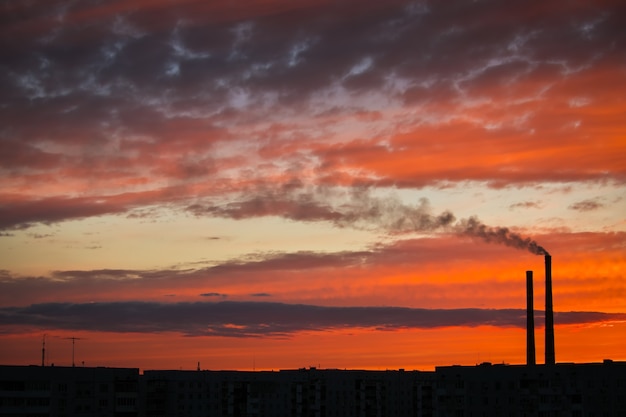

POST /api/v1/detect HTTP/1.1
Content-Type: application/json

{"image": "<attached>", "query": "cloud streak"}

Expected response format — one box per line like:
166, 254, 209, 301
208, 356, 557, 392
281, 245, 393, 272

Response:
569, 199, 604, 212
2, 301, 624, 337
3, 230, 625, 309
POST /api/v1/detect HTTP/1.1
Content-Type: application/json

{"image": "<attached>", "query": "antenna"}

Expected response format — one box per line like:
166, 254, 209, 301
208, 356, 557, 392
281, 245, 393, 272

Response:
64, 337, 84, 367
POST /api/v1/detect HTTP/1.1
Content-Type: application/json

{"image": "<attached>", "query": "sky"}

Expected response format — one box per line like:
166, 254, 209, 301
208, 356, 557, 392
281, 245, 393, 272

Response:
1, 0, 625, 371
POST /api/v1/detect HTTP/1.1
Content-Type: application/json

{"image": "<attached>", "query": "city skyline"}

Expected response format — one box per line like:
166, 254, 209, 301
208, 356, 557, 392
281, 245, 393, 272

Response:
1, 0, 625, 371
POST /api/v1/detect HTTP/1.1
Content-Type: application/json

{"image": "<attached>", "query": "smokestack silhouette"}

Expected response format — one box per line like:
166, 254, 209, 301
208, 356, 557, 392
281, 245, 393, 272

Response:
544, 254, 555, 365
41, 334, 45, 367
526, 271, 536, 366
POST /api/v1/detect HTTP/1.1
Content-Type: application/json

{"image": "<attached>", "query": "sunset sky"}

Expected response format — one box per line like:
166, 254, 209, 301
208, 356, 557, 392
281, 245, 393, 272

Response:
1, 0, 625, 372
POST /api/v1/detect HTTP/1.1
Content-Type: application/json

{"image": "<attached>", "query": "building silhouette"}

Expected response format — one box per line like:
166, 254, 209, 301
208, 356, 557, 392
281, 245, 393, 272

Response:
0, 365, 139, 416
2, 361, 625, 416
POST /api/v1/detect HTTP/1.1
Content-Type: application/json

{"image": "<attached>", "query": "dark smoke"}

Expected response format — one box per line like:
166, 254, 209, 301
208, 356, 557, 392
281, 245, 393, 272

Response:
336, 193, 457, 232
329, 191, 548, 256
335, 190, 548, 256
456, 216, 549, 256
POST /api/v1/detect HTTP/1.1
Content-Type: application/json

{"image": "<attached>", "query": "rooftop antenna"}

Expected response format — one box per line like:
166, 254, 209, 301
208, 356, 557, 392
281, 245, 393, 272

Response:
64, 337, 84, 367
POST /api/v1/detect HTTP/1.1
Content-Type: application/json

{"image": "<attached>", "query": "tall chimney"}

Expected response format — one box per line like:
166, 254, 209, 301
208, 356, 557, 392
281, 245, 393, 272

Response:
544, 254, 555, 365
526, 270, 536, 366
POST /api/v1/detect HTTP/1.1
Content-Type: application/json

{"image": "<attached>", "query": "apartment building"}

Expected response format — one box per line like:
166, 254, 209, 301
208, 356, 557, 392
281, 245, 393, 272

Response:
2, 361, 625, 417
0, 365, 139, 417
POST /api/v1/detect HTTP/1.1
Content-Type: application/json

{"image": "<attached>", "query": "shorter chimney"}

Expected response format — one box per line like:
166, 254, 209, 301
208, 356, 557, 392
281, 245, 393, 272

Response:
545, 254, 555, 365
526, 270, 536, 366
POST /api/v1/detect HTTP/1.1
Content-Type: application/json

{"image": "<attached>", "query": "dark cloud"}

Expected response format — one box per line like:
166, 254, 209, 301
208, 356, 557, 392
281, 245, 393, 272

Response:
0, 187, 188, 231
509, 201, 542, 210
0, 1, 623, 235
1, 301, 623, 337
250, 293, 271, 297
0, 195, 134, 231
1, 1, 623, 171
50, 269, 136, 280
569, 199, 604, 212
199, 293, 228, 298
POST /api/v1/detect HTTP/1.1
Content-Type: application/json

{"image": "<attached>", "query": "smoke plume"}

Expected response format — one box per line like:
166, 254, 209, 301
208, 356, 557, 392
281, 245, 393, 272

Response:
333, 192, 547, 256
456, 216, 549, 256
191, 186, 547, 255
336, 190, 548, 255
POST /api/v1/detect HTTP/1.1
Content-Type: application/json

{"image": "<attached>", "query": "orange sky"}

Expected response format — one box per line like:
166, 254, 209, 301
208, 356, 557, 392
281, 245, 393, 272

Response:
1, 0, 625, 371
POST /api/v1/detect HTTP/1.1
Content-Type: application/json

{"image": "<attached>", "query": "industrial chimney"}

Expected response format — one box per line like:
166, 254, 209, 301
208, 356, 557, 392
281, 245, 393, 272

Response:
544, 254, 555, 365
526, 271, 536, 366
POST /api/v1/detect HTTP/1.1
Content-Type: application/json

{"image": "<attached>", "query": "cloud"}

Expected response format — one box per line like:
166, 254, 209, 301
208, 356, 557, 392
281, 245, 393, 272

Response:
509, 201, 542, 210
569, 198, 604, 212
0, 193, 146, 231
1, 301, 624, 337
2, 230, 625, 308
1, 1, 623, 231
0, 186, 194, 231
199, 292, 228, 298
26, 233, 55, 239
